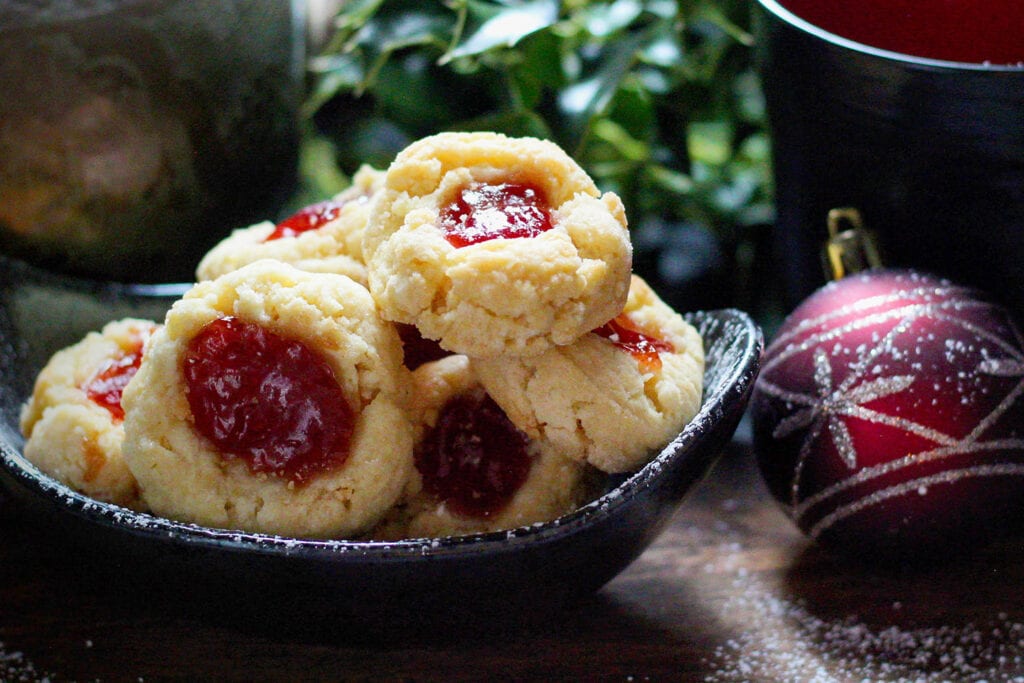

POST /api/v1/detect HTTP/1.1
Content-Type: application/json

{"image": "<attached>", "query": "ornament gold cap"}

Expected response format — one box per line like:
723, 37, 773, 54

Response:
822, 207, 883, 281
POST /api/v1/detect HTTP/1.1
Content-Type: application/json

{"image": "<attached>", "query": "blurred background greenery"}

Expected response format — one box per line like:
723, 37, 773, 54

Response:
299, 0, 779, 324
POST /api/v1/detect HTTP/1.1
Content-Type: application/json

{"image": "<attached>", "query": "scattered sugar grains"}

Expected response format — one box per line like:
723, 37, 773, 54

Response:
0, 641, 51, 682
703, 573, 1024, 682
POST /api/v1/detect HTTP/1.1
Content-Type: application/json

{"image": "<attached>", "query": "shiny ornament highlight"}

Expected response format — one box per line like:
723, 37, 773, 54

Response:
752, 269, 1024, 557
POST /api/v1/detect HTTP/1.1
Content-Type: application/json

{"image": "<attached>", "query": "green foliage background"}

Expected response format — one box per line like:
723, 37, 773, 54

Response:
300, 0, 775, 315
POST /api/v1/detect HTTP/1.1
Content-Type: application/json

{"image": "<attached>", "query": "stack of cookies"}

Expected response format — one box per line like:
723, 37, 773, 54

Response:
19, 132, 704, 540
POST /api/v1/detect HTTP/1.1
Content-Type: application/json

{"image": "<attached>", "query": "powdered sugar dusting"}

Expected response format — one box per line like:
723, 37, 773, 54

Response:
0, 641, 51, 682
703, 571, 1024, 682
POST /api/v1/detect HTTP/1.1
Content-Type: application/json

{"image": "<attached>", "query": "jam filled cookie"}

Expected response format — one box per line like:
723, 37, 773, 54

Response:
362, 132, 632, 358
195, 165, 384, 284
121, 260, 414, 539
369, 355, 593, 540
19, 318, 158, 509
473, 275, 704, 473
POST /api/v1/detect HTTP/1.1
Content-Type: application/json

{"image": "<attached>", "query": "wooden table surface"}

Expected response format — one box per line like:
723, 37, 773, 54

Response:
3, 429, 1024, 682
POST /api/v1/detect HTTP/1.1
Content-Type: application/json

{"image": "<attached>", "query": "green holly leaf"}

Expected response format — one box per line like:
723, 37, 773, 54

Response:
444, 0, 560, 62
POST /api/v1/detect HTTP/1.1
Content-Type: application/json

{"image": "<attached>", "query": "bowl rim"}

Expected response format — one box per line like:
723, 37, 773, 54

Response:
0, 253, 193, 299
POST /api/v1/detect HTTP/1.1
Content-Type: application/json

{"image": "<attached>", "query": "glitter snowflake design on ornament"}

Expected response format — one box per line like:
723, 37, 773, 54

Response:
751, 269, 1024, 557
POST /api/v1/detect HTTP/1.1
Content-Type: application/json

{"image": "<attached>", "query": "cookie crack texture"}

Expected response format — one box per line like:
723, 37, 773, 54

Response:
121, 261, 415, 539
364, 132, 630, 358
570, 408, 596, 454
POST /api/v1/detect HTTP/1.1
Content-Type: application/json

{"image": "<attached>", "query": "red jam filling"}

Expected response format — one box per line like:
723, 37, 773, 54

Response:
593, 314, 674, 373
397, 323, 450, 371
439, 181, 553, 248
83, 324, 156, 422
183, 317, 354, 485
415, 389, 532, 518
264, 199, 346, 242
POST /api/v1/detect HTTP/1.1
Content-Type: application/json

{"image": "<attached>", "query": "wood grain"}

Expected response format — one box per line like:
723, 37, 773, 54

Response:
3, 440, 1024, 682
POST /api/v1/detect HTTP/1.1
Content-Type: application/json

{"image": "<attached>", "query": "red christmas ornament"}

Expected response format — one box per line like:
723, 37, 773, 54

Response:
752, 210, 1024, 557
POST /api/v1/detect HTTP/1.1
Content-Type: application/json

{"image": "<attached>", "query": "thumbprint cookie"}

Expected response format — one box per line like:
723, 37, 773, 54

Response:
473, 275, 704, 473
369, 355, 594, 540
121, 260, 414, 539
20, 318, 158, 509
362, 132, 632, 358
195, 165, 384, 284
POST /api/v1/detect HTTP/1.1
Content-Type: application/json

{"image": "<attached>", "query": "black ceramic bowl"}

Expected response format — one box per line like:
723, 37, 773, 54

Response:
0, 255, 761, 628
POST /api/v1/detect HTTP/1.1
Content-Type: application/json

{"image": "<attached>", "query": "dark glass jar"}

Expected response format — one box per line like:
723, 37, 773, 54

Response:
0, 0, 304, 283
